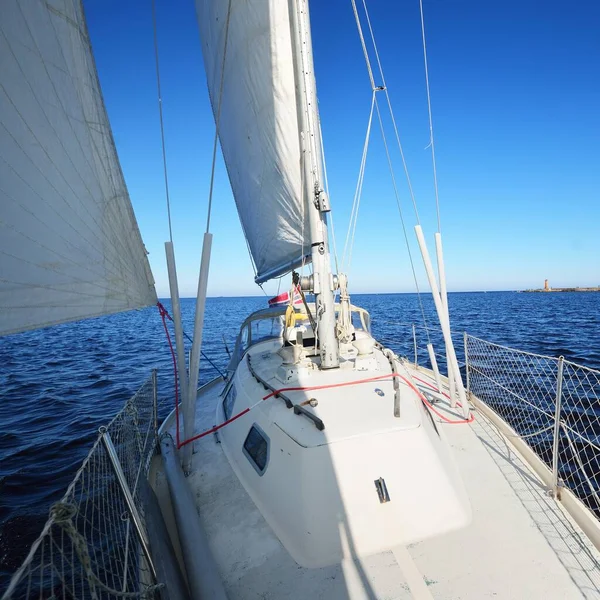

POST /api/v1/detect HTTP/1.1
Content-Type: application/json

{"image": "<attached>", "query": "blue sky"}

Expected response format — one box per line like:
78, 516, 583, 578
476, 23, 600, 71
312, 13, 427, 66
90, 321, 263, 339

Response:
85, 0, 600, 297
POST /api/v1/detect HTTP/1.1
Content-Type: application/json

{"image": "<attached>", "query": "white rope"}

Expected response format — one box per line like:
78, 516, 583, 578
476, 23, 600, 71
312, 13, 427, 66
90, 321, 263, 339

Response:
205, 0, 233, 234
342, 91, 376, 272
418, 0, 441, 232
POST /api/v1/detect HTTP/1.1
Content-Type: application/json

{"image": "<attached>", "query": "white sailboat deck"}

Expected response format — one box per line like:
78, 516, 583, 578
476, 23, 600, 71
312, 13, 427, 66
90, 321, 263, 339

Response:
155, 362, 600, 599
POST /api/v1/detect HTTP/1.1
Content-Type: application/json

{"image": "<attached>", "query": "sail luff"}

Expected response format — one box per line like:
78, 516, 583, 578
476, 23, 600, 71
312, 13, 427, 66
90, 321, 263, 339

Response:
194, 0, 312, 282
0, 0, 156, 336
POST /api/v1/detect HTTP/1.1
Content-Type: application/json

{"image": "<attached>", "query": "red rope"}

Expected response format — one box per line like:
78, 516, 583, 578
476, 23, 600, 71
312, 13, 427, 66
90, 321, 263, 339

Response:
159, 328, 472, 450
262, 373, 401, 401
178, 408, 250, 447
412, 374, 452, 400
401, 374, 474, 424
157, 302, 180, 447
178, 374, 401, 449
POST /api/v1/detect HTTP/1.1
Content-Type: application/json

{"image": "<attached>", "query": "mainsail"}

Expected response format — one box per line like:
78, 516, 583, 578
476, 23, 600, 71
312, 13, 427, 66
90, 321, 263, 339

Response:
0, 0, 156, 336
195, 0, 312, 282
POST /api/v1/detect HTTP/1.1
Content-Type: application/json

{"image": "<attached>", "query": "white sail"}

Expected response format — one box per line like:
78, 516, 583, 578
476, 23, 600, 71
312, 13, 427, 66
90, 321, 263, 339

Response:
195, 0, 312, 283
0, 0, 157, 336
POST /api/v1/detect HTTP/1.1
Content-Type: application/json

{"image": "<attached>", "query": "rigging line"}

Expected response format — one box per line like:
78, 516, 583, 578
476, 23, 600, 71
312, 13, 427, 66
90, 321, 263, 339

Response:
151, 0, 173, 243
206, 0, 233, 234
342, 92, 374, 266
350, 0, 375, 90
350, 0, 430, 337
373, 96, 431, 341
418, 0, 441, 232
158, 302, 226, 378
347, 94, 375, 271
343, 90, 376, 272
360, 0, 420, 225
342, 96, 370, 268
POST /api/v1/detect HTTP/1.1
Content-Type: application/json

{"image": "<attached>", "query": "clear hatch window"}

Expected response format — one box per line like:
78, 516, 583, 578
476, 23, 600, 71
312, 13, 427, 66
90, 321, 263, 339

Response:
351, 308, 371, 332
243, 425, 269, 475
223, 384, 237, 420
250, 317, 284, 345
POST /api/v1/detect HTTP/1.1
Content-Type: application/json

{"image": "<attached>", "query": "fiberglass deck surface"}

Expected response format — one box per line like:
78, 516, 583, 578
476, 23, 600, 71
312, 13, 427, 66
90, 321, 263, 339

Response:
161, 368, 600, 599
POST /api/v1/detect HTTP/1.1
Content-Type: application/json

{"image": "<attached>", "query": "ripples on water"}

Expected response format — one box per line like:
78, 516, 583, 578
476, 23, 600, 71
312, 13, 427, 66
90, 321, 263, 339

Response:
0, 291, 598, 585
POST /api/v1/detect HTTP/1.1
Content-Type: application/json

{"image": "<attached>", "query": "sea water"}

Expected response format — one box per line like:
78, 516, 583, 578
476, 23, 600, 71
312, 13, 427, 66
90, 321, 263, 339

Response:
1, 291, 599, 584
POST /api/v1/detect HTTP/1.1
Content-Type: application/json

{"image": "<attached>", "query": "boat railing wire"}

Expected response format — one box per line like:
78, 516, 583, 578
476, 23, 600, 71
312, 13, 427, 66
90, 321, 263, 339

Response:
465, 334, 600, 517
2, 372, 162, 600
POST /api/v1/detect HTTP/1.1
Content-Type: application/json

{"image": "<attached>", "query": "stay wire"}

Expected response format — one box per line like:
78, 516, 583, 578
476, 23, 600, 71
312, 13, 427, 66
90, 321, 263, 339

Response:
418, 0, 442, 233
151, 0, 173, 243
205, 0, 233, 234
373, 96, 431, 342
342, 90, 376, 272
360, 0, 420, 225
350, 0, 431, 338
350, 0, 375, 89
157, 302, 226, 379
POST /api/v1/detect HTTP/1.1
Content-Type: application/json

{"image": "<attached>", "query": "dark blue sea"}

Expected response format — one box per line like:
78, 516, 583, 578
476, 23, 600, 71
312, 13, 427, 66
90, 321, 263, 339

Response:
1, 291, 599, 587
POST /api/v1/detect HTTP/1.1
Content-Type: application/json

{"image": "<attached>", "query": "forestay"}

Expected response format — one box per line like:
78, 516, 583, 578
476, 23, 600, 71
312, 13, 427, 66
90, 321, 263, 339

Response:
195, 0, 312, 282
0, 0, 156, 336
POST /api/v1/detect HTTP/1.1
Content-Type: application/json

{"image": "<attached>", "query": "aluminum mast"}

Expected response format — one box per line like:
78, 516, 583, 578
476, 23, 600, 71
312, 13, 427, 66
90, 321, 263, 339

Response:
289, 0, 339, 369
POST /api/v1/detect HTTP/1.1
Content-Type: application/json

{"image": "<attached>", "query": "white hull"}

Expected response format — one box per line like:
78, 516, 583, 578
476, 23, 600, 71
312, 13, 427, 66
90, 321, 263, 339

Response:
151, 330, 600, 599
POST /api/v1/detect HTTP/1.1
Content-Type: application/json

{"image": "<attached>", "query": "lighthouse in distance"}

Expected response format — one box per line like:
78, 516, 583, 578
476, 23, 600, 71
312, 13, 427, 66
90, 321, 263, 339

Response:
523, 279, 600, 293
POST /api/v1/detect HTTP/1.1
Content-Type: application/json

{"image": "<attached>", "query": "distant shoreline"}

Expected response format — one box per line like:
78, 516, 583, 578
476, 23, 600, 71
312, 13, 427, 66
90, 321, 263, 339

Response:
521, 287, 600, 293
165, 289, 600, 299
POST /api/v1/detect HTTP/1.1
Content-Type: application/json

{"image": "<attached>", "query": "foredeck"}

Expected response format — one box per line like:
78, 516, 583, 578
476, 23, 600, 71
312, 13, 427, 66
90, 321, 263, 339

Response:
155, 365, 600, 599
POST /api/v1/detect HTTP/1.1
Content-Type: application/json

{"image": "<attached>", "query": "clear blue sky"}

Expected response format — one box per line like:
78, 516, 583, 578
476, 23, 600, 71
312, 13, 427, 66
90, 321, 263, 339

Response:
85, 0, 600, 297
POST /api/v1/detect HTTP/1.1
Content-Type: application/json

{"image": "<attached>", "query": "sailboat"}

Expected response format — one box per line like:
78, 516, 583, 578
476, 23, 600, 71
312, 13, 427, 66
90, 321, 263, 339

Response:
3, 0, 600, 599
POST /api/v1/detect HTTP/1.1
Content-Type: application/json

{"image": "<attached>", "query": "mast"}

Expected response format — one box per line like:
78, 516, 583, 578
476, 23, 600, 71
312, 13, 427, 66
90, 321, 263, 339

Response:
289, 0, 339, 369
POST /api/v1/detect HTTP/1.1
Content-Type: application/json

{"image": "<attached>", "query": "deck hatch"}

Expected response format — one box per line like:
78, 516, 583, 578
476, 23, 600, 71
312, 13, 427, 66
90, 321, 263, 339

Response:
223, 384, 237, 420
374, 477, 390, 503
243, 424, 270, 475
